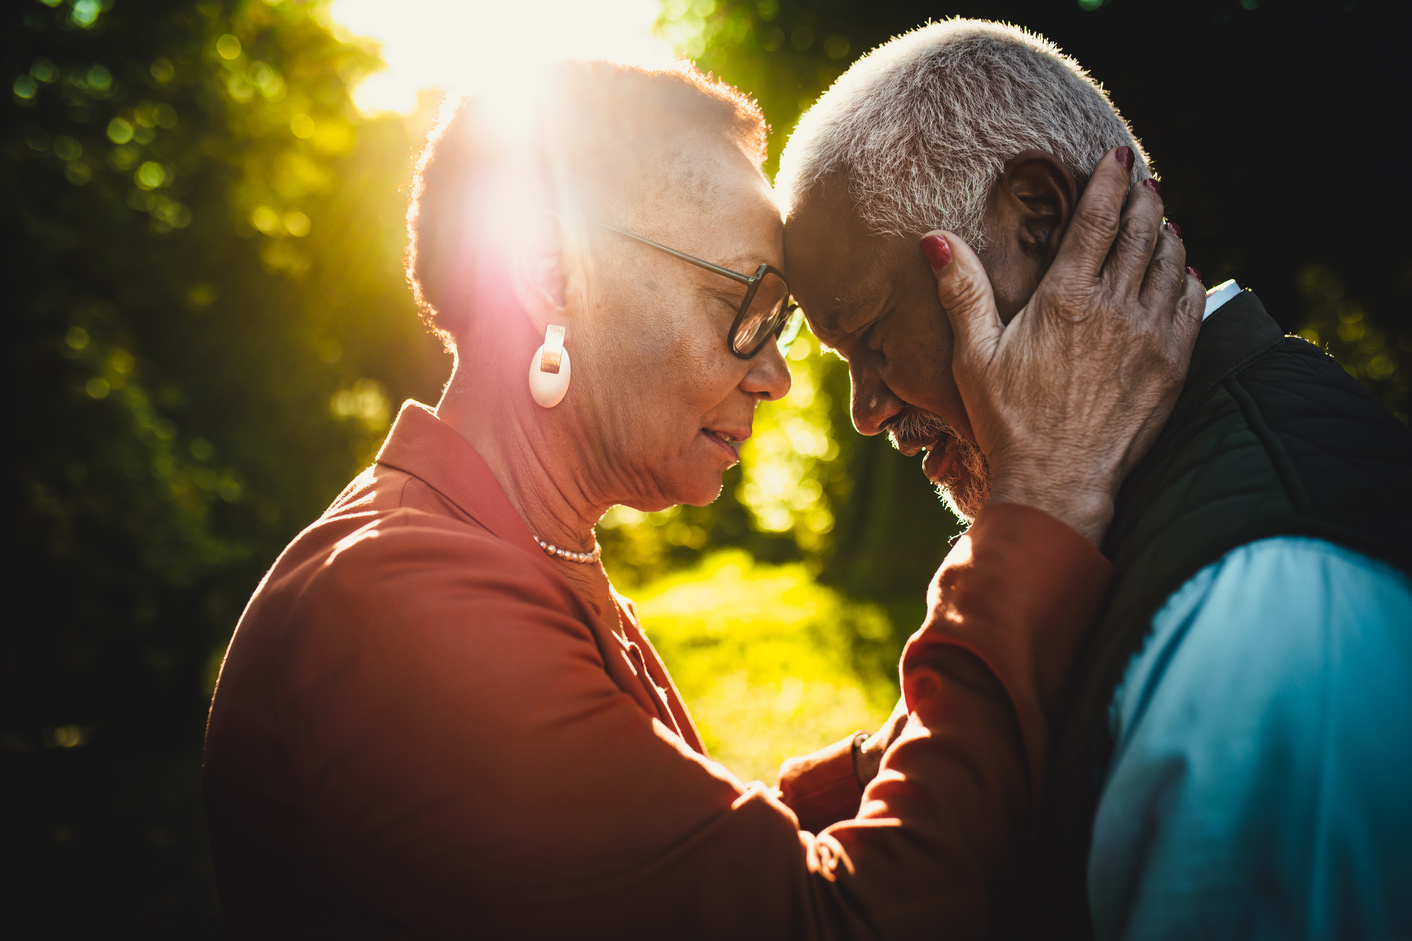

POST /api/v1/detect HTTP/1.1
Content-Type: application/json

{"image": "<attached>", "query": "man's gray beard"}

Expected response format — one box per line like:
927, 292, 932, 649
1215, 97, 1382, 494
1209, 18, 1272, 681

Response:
886, 409, 992, 524
938, 434, 991, 522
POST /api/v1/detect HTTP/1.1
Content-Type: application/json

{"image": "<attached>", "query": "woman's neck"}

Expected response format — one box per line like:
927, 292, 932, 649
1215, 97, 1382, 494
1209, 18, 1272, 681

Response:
434, 358, 608, 566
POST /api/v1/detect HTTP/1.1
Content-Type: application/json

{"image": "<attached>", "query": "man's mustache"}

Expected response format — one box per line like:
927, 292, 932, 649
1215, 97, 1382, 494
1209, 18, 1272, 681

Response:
884, 408, 955, 452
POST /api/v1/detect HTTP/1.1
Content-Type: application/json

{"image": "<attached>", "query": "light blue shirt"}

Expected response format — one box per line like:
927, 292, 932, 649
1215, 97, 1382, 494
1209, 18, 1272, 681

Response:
1087, 284, 1412, 939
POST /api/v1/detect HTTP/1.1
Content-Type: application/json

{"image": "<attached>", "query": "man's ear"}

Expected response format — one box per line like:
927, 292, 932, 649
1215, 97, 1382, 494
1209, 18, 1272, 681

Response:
511, 210, 569, 325
990, 150, 1078, 266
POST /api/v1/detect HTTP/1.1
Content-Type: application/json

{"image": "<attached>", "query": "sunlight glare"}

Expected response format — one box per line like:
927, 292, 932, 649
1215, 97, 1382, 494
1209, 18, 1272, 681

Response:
328, 0, 677, 115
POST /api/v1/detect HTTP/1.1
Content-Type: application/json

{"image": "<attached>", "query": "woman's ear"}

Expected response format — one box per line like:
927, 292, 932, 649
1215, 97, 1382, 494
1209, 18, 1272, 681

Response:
992, 150, 1079, 266
511, 210, 569, 323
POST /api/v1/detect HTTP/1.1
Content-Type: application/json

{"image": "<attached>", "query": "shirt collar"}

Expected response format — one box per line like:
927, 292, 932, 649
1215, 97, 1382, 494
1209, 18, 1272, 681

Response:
374, 400, 541, 555
1203, 279, 1242, 321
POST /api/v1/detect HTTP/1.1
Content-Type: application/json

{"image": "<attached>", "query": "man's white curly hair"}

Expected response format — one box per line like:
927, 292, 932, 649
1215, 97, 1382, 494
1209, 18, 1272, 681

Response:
776, 19, 1153, 251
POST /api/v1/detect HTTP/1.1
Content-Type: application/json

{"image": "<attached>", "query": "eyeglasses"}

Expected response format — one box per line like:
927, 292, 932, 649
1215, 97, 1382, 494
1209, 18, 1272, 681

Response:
598, 223, 804, 360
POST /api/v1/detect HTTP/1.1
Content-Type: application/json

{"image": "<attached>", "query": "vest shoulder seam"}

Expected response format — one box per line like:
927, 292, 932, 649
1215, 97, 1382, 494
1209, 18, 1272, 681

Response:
1223, 374, 1314, 514
1168, 331, 1286, 430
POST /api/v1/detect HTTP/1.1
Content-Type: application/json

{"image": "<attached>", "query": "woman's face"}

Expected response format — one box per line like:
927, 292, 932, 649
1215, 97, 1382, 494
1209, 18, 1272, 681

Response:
571, 142, 792, 512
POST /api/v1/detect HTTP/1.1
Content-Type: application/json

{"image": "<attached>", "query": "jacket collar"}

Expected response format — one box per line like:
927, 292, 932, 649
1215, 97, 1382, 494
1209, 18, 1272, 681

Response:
374, 401, 541, 556
1167, 289, 1284, 427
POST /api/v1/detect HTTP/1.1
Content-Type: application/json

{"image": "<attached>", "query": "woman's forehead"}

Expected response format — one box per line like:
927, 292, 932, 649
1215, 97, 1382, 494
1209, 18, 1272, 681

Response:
679, 169, 781, 259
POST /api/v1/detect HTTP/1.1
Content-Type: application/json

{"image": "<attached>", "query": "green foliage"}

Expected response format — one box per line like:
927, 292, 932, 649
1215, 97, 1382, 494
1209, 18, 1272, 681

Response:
1294, 265, 1412, 425
5, 6, 452, 926
658, 0, 869, 180
737, 333, 850, 548
4, 0, 447, 754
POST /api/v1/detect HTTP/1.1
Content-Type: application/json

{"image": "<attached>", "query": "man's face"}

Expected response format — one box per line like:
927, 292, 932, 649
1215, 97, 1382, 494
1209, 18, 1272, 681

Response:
784, 178, 991, 519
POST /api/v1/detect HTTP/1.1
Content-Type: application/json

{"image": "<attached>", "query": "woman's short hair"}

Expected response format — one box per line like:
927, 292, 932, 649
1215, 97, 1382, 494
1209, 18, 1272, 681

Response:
406, 60, 766, 347
776, 19, 1152, 250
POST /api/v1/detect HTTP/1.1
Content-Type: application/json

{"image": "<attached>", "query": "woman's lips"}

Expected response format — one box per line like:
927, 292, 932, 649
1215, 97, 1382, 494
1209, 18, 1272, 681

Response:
700, 428, 743, 465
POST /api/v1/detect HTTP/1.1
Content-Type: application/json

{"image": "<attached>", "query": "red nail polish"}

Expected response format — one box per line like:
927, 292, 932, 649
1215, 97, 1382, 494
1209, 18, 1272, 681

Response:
1116, 146, 1134, 171
1164, 221, 1182, 239
1186, 266, 1202, 281
1142, 177, 1162, 195
921, 234, 952, 269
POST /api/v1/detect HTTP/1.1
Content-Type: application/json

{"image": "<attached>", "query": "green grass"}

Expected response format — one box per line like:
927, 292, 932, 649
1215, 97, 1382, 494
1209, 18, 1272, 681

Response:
628, 550, 899, 784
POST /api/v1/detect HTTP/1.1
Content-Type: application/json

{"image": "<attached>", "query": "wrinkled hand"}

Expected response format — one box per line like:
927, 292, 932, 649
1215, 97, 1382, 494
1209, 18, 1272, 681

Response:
925, 147, 1204, 546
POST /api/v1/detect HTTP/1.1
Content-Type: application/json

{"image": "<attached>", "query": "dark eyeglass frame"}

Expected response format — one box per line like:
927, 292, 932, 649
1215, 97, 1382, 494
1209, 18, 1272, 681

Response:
598, 223, 803, 360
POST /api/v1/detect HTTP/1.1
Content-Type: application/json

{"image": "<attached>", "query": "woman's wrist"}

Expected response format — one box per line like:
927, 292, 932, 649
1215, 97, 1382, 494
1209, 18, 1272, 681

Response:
850, 730, 875, 787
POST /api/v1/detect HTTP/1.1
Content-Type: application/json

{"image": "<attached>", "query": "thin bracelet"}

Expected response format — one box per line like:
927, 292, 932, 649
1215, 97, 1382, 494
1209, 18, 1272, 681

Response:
850, 730, 872, 787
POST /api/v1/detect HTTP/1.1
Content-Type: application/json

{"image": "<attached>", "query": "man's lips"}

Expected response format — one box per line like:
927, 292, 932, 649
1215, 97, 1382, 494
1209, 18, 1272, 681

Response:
894, 432, 957, 484
922, 441, 955, 484
892, 433, 939, 458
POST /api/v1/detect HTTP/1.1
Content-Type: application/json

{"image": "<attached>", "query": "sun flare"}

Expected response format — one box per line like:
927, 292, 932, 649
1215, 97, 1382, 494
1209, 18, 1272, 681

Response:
328, 0, 678, 115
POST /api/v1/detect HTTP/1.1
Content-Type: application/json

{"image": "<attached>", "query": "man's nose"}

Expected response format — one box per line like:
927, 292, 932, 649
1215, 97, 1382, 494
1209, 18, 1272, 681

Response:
850, 364, 904, 436
742, 340, 793, 402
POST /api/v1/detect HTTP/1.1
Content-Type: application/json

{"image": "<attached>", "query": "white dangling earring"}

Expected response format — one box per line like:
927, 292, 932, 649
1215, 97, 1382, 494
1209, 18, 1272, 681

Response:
528, 324, 571, 408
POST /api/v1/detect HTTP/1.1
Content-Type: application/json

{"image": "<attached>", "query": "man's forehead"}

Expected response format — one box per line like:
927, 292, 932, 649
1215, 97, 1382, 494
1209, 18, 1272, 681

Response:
786, 180, 885, 268
786, 209, 886, 315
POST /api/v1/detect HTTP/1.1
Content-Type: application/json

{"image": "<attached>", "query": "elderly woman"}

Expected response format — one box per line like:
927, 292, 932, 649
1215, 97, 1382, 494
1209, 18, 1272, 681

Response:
203, 61, 1198, 938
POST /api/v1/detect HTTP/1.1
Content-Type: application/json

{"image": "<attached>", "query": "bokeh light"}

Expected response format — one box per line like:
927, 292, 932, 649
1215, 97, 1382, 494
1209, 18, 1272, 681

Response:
327, 0, 678, 115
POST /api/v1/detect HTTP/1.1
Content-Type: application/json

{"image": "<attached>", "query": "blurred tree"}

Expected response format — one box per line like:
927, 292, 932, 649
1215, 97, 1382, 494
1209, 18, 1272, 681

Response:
3, 0, 445, 931
4, 0, 447, 755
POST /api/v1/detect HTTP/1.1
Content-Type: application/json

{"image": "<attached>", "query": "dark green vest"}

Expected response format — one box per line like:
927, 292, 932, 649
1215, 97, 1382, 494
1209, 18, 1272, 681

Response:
1004, 290, 1412, 938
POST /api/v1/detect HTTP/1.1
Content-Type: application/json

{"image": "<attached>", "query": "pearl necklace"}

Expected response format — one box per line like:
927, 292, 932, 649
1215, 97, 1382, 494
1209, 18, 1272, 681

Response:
532, 533, 602, 565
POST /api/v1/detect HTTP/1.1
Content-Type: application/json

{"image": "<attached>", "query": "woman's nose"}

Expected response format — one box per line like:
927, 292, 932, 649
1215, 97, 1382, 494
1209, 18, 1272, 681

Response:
742, 341, 793, 402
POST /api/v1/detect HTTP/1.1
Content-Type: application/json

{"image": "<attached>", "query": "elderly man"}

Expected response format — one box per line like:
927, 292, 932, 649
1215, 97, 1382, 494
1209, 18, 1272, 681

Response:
779, 19, 1412, 941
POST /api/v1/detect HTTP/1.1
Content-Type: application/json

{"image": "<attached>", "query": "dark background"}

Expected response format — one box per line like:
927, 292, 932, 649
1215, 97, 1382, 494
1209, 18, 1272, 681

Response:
4, 0, 1407, 935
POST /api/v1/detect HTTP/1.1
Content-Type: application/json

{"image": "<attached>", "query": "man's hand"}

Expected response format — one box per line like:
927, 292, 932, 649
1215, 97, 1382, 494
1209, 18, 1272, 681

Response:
924, 147, 1205, 546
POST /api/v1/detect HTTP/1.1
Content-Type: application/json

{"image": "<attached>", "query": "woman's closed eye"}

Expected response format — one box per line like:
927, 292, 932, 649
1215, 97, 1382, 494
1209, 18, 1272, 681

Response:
706, 287, 746, 317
